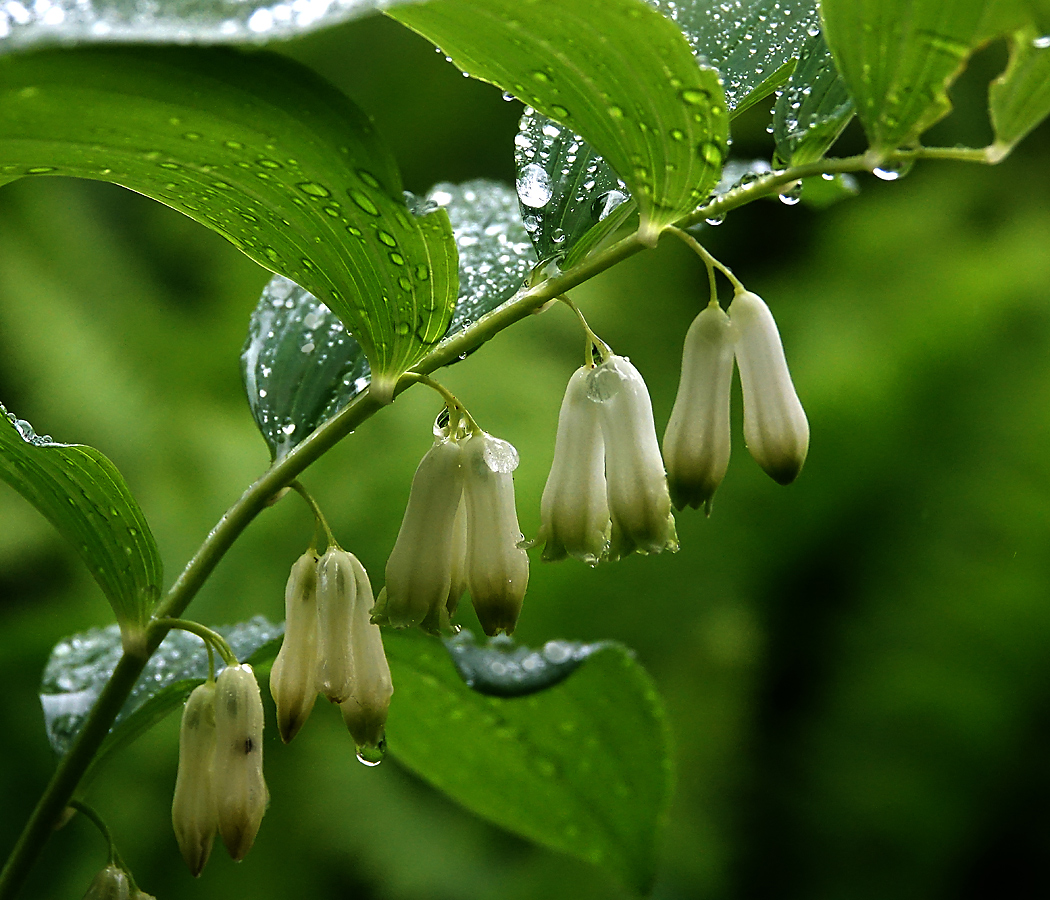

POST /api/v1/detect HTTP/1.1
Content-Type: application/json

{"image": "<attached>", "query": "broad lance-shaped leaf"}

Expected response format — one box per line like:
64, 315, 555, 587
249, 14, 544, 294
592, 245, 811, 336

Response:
0, 404, 161, 641
990, 28, 1050, 155
774, 31, 855, 167
41, 617, 284, 776
0, 0, 421, 53
392, 0, 729, 242
512, 1, 823, 264
242, 180, 536, 457
647, 0, 821, 115
820, 0, 1001, 153
42, 619, 671, 891
0, 46, 458, 401
385, 629, 672, 893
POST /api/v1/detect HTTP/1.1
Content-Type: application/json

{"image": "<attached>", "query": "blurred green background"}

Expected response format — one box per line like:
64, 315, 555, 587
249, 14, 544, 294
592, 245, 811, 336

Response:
2, 17, 1050, 900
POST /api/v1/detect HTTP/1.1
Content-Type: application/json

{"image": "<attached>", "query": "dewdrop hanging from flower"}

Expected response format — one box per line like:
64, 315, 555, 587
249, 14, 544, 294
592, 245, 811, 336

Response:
375, 379, 529, 636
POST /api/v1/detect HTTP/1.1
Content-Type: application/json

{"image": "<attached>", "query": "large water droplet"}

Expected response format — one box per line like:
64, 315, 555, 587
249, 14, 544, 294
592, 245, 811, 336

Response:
516, 163, 553, 208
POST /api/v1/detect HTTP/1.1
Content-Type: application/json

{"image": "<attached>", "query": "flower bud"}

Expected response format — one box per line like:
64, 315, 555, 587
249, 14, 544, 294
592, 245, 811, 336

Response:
461, 431, 529, 635
729, 290, 809, 484
337, 553, 394, 753
213, 664, 268, 862
315, 547, 358, 702
663, 303, 735, 511
373, 437, 464, 632
590, 355, 678, 560
171, 681, 218, 877
421, 498, 467, 634
538, 366, 610, 564
82, 865, 130, 900
269, 550, 319, 742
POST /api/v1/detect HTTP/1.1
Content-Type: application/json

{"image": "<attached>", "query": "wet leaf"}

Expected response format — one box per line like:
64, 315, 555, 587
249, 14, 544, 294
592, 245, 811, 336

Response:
40, 617, 283, 769
442, 631, 611, 697
648, 0, 821, 113
0, 46, 458, 399
821, 0, 991, 152
0, 403, 161, 637
386, 629, 672, 894
392, 0, 729, 240
0, 0, 419, 54
990, 27, 1050, 152
242, 180, 536, 457
774, 31, 855, 166
509, 1, 821, 265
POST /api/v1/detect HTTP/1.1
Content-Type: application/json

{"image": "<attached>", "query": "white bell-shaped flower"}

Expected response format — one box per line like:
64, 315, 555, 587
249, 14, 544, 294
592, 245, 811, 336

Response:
83, 865, 131, 899
729, 290, 809, 484
461, 431, 530, 635
373, 436, 464, 632
537, 366, 610, 564
314, 547, 359, 703
172, 681, 218, 877
213, 664, 268, 862
269, 549, 319, 743
663, 303, 736, 511
590, 355, 678, 560
334, 552, 393, 753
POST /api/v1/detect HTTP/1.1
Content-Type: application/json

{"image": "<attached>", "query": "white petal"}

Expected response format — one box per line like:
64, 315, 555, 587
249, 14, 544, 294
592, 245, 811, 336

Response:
172, 681, 218, 876
663, 304, 735, 510
462, 432, 529, 635
373, 438, 464, 629
269, 550, 319, 742
213, 665, 268, 862
729, 290, 809, 484
538, 366, 610, 564
590, 356, 678, 559
314, 548, 357, 702
339, 555, 393, 751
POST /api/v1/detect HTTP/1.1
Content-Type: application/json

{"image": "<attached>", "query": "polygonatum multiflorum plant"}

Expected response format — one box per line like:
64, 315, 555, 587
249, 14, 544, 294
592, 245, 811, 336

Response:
0, 0, 1048, 896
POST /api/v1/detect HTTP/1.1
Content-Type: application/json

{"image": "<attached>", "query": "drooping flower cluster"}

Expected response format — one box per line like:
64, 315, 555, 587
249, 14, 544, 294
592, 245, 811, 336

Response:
664, 289, 809, 510
172, 665, 267, 875
269, 547, 393, 753
372, 415, 529, 636
538, 353, 678, 563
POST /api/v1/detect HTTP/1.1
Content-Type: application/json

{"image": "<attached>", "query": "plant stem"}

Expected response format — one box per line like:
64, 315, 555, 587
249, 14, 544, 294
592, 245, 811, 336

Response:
149, 618, 237, 666
290, 481, 336, 550
0, 140, 1000, 899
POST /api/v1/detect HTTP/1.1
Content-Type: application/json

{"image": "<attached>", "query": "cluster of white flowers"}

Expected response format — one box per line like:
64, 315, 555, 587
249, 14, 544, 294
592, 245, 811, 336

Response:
665, 289, 809, 511
372, 415, 529, 637
538, 354, 678, 564
270, 547, 393, 751
172, 664, 267, 876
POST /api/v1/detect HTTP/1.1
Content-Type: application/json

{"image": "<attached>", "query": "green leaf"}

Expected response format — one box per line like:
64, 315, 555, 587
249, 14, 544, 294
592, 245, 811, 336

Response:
990, 28, 1050, 152
820, 0, 990, 152
0, 0, 419, 53
392, 0, 729, 240
514, 110, 635, 265
385, 629, 672, 894
40, 617, 283, 769
774, 31, 855, 166
442, 631, 611, 697
242, 180, 536, 457
0, 404, 162, 639
0, 46, 458, 400
647, 0, 820, 114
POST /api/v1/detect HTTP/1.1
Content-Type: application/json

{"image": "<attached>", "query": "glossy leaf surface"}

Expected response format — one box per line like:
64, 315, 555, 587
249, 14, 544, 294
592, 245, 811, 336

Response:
393, 0, 729, 239
774, 31, 855, 166
386, 629, 672, 893
0, 404, 161, 633
990, 28, 1050, 150
242, 180, 535, 457
0, 0, 413, 53
41, 617, 283, 763
821, 0, 988, 152
0, 46, 458, 398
